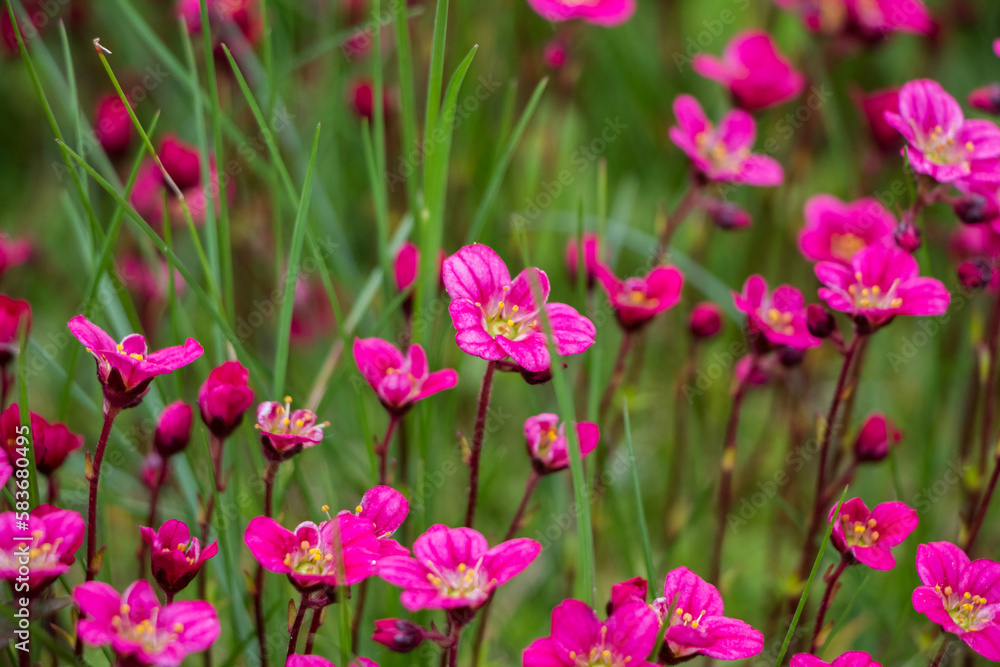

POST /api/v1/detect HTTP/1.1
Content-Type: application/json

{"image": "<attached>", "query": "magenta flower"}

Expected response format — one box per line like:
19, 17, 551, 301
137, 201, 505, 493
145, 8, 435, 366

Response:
244, 514, 381, 591
856, 87, 902, 153
177, 0, 260, 47
394, 241, 420, 293
692, 30, 805, 111
653, 567, 764, 662
791, 651, 883, 667
733, 276, 820, 350
0, 295, 30, 365
74, 579, 219, 665
524, 413, 600, 474
344, 485, 410, 558
853, 413, 902, 463
255, 398, 328, 461
815, 244, 950, 327
609, 576, 649, 611
830, 498, 917, 570
141, 453, 168, 491
912, 541, 1000, 661
377, 524, 541, 611
689, 302, 723, 339
0, 457, 9, 487
68, 315, 203, 410
442, 244, 595, 373
969, 84, 1000, 116
883, 80, 1000, 184
0, 506, 83, 591
522, 597, 659, 667
373, 618, 426, 652
199, 360, 254, 439
775, 0, 932, 38
289, 657, 378, 667
524, 0, 635, 26
94, 94, 131, 157
1, 404, 82, 477
154, 401, 193, 459
140, 520, 218, 596
353, 338, 459, 415
0, 233, 30, 280
669, 96, 784, 186
799, 195, 896, 265
595, 264, 684, 331
565, 233, 602, 288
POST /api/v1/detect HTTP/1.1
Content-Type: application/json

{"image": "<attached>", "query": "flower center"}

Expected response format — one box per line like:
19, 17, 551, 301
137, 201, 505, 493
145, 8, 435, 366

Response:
841, 514, 880, 547
567, 627, 626, 667
672, 606, 707, 630
936, 585, 994, 631
111, 605, 183, 654
0, 530, 64, 572
917, 123, 975, 167
475, 294, 540, 341
695, 130, 750, 173
424, 559, 493, 602
846, 273, 903, 310
830, 233, 866, 262
284, 538, 337, 576
763, 307, 795, 336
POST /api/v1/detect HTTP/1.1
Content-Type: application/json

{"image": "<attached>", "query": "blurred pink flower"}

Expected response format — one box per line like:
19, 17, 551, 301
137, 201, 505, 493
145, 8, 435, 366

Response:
853, 413, 902, 462
524, 0, 635, 26
775, 0, 932, 39
669, 95, 783, 186
154, 401, 193, 459
255, 398, 327, 461
442, 244, 595, 373
692, 30, 805, 111
177, 0, 261, 48
0, 295, 30, 366
130, 136, 225, 228
94, 94, 131, 156
969, 84, 1000, 116
524, 413, 600, 474
199, 361, 254, 439
856, 87, 902, 153
0, 506, 83, 591
289, 657, 378, 667
0, 233, 30, 279
689, 302, 723, 339
565, 233, 602, 288
353, 338, 458, 416
141, 520, 218, 596
791, 651, 882, 667
1, 404, 82, 477
830, 498, 917, 569
373, 618, 426, 652
596, 264, 684, 331
141, 452, 169, 490
799, 195, 896, 265
733, 276, 820, 350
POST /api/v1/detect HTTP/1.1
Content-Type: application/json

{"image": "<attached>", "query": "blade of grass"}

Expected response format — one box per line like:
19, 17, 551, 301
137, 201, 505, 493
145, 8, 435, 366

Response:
622, 397, 655, 589
394, 0, 420, 216
423, 0, 449, 154
18, 319, 37, 509
362, 121, 393, 300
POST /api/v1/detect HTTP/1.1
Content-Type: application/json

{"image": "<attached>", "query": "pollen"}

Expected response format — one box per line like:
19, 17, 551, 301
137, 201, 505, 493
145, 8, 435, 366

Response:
512, 305, 519, 312
321, 505, 330, 513
967, 141, 975, 151
129, 353, 143, 360
284, 396, 293, 403
173, 623, 184, 633
116, 343, 124, 352
498, 302, 504, 309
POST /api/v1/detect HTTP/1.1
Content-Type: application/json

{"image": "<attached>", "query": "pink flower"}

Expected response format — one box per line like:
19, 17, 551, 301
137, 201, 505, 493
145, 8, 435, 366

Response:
815, 244, 951, 327
522, 597, 659, 667
74, 579, 219, 665
968, 84, 1000, 116
654, 567, 764, 662
394, 241, 419, 293
669, 95, 784, 186
343, 485, 410, 559
799, 195, 896, 265
442, 244, 596, 373
244, 514, 381, 591
177, 0, 261, 48
155, 401, 192, 458
130, 137, 226, 227
0, 506, 84, 591
692, 30, 806, 111
291, 278, 336, 342
846, 0, 933, 39
140, 520, 218, 596
524, 0, 635, 26
94, 94, 131, 156
732, 276, 820, 350
0, 295, 30, 365
353, 338, 458, 415
0, 456, 9, 487
689, 302, 723, 339
853, 413, 902, 463
289, 657, 378, 667
856, 87, 902, 153
0, 233, 30, 279
830, 498, 917, 570
141, 453, 169, 490
377, 524, 541, 611
595, 264, 684, 331
610, 576, 649, 610
912, 541, 1000, 661
255, 398, 328, 461
883, 80, 1000, 184
199, 361, 254, 439
524, 413, 600, 474
1, 404, 82, 477
791, 651, 883, 667
373, 618, 426, 652
68, 315, 203, 410
565, 233, 602, 288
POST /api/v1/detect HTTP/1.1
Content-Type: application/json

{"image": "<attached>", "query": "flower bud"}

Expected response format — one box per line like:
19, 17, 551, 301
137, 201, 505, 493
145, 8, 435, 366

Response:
688, 302, 722, 339
954, 192, 1000, 225
853, 413, 901, 463
969, 84, 1000, 116
373, 618, 425, 652
155, 401, 193, 458
543, 38, 567, 69
806, 304, 836, 339
565, 233, 601, 288
735, 355, 770, 387
704, 200, 752, 230
141, 452, 168, 489
958, 260, 993, 291
894, 221, 921, 253
199, 361, 254, 439
778, 345, 805, 368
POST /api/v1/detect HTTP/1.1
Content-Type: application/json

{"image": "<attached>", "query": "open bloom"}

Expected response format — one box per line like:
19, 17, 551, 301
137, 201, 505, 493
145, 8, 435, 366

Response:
342, 485, 410, 559
141, 520, 218, 596
912, 541, 1000, 661
288, 657, 378, 667
443, 244, 595, 373
1, 404, 82, 477
654, 567, 764, 662
353, 338, 458, 415
692, 30, 805, 111
244, 514, 381, 591
733, 276, 820, 350
524, 0, 635, 26
884, 80, 1000, 184
0, 295, 30, 365
378, 524, 541, 611
68, 315, 203, 410
523, 596, 659, 667
524, 413, 600, 474
255, 398, 327, 461
596, 264, 684, 331
669, 96, 783, 186
799, 195, 896, 265
75, 579, 219, 666
0, 506, 84, 591
815, 244, 950, 327
830, 498, 917, 570
791, 651, 882, 667
775, 0, 932, 39
199, 360, 254, 439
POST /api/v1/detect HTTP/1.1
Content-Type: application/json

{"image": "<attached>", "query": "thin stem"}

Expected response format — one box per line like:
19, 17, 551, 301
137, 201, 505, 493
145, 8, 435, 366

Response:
929, 636, 952, 667
446, 622, 463, 667
655, 183, 701, 261
376, 415, 400, 486
965, 438, 1000, 554
978, 289, 1000, 474
810, 559, 847, 653
350, 580, 369, 654
200, 435, 227, 544
304, 605, 324, 654
86, 405, 120, 581
264, 461, 280, 518
254, 460, 281, 667
465, 361, 497, 528
288, 592, 309, 658
138, 460, 169, 578
598, 332, 633, 419
166, 591, 175, 604
0, 367, 11, 411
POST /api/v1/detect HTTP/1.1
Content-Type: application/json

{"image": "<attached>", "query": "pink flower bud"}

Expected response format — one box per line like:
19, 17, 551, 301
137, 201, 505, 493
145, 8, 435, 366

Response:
705, 199, 752, 229
159, 135, 202, 190
155, 401, 193, 458
954, 192, 1000, 225
94, 94, 131, 156
372, 618, 425, 652
688, 302, 722, 339
894, 221, 921, 253
199, 361, 254, 439
969, 84, 1000, 116
958, 260, 992, 291
806, 304, 836, 339
854, 413, 901, 463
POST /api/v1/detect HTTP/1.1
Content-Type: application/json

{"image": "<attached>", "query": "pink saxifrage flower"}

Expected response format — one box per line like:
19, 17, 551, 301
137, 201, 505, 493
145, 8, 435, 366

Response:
68, 315, 203, 410
141, 520, 218, 596
442, 244, 596, 373
912, 541, 1000, 661
524, 413, 600, 474
154, 400, 192, 458
791, 651, 883, 667
199, 360, 254, 439
733, 276, 820, 350
883, 79, 1000, 184
830, 498, 918, 570
342, 485, 410, 559
856, 87, 903, 153
815, 244, 950, 327
524, 0, 635, 26
798, 195, 896, 265
654, 567, 764, 662
853, 413, 902, 463
0, 295, 30, 365
353, 338, 458, 416
0, 233, 30, 280
774, 0, 933, 39
74, 579, 219, 666
595, 264, 684, 331
377, 524, 541, 611
255, 398, 328, 461
288, 656, 379, 667
0, 506, 83, 591
1, 404, 82, 477
692, 30, 806, 111
669, 95, 784, 186
565, 233, 602, 288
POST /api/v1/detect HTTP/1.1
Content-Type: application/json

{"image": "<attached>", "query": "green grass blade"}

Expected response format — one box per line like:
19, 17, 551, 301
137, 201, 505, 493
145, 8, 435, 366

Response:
423, 0, 449, 152
623, 397, 656, 591
394, 0, 420, 215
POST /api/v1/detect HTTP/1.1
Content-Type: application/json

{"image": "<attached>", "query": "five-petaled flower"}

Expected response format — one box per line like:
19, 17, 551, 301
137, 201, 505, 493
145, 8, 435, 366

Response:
377, 524, 541, 611
0, 506, 84, 592
341, 485, 411, 559
798, 195, 896, 265
829, 498, 918, 570
442, 244, 596, 373
255, 397, 328, 462
524, 413, 600, 474
912, 541, 1000, 661
790, 651, 883, 667
733, 276, 821, 350
595, 264, 685, 331
141, 520, 218, 597
353, 338, 459, 416
524, 0, 635, 26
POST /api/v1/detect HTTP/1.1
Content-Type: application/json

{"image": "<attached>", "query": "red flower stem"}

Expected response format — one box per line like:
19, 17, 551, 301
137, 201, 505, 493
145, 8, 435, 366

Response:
166, 591, 174, 604
304, 604, 325, 654
263, 461, 280, 518
446, 623, 463, 667
0, 367, 11, 411
655, 183, 702, 261
929, 636, 952, 667
464, 361, 497, 528
46, 475, 58, 505
810, 559, 847, 653
253, 460, 281, 667
709, 359, 754, 584
965, 444, 1000, 554
977, 288, 1000, 474
287, 592, 309, 659
376, 415, 400, 486
598, 332, 633, 420
350, 579, 369, 654
86, 405, 120, 581
200, 434, 227, 544
137, 460, 169, 578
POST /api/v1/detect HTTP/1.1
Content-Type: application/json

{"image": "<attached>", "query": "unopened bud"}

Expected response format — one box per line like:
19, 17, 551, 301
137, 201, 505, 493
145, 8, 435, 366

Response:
954, 193, 1000, 225
894, 221, 921, 253
806, 304, 836, 339
689, 302, 723, 339
969, 84, 1000, 116
373, 618, 426, 652
958, 260, 993, 291
705, 200, 752, 230
854, 413, 901, 463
